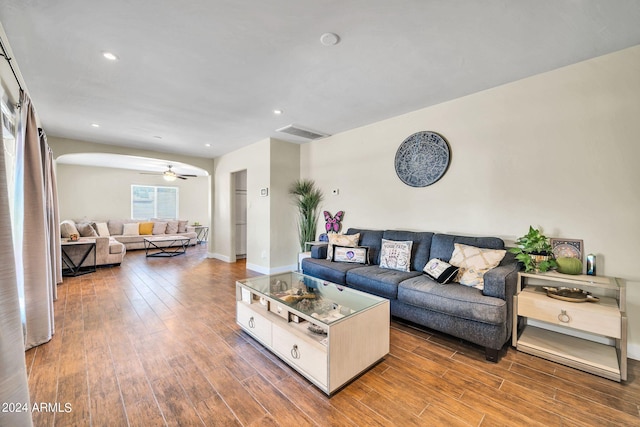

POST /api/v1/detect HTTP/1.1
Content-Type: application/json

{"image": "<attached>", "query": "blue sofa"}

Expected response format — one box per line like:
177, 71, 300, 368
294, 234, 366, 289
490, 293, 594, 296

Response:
301, 228, 520, 361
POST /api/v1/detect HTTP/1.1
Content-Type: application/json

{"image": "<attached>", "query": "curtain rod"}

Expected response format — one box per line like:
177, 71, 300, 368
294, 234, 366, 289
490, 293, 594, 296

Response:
0, 36, 25, 96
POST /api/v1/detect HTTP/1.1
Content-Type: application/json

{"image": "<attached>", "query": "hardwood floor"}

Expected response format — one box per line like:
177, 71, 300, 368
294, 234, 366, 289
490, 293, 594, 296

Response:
25, 245, 640, 426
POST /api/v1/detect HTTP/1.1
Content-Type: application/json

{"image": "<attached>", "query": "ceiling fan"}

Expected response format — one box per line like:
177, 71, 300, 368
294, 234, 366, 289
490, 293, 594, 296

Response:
140, 165, 197, 181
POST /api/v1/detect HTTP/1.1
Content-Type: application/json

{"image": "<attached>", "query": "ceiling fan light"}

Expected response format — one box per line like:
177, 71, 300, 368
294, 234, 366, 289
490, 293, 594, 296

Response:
163, 174, 177, 182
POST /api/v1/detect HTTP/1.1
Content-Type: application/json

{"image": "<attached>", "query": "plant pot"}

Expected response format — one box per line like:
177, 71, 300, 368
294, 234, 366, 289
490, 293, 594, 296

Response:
530, 254, 550, 272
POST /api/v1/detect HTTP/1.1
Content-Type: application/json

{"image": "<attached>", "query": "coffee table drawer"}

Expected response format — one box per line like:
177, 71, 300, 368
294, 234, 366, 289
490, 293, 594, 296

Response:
237, 302, 272, 344
272, 324, 327, 386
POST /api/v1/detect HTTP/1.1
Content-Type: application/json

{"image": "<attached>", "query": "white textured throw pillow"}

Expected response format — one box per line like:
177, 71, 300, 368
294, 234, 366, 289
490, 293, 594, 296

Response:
449, 243, 506, 290
326, 233, 360, 260
379, 239, 413, 272
122, 222, 140, 236
95, 222, 110, 237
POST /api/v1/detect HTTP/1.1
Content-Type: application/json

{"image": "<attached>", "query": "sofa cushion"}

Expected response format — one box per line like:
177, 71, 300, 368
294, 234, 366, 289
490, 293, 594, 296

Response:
139, 222, 154, 235
166, 220, 179, 234
109, 239, 125, 254
152, 221, 168, 235
346, 266, 422, 299
332, 245, 369, 264
326, 233, 360, 260
382, 230, 434, 271
346, 229, 384, 264
60, 220, 79, 238
122, 223, 140, 236
423, 258, 459, 284
301, 258, 362, 285
95, 222, 110, 237
430, 233, 505, 262
108, 219, 137, 236
379, 239, 413, 272
398, 275, 507, 326
76, 222, 98, 237
178, 220, 189, 233
450, 243, 506, 290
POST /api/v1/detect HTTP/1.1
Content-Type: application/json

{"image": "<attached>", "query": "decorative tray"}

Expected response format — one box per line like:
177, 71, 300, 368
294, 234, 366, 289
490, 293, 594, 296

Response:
542, 287, 599, 303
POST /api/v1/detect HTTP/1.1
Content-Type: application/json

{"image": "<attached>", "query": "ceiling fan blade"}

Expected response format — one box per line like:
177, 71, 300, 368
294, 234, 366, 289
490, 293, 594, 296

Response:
140, 172, 162, 175
179, 174, 198, 177
177, 176, 188, 180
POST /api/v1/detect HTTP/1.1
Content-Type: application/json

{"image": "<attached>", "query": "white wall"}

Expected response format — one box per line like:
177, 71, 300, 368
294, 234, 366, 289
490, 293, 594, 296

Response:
211, 138, 300, 273
55, 164, 209, 224
301, 45, 640, 360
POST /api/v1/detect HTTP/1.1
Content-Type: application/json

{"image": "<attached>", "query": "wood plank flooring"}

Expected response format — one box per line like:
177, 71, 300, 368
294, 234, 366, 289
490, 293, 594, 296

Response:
25, 245, 640, 426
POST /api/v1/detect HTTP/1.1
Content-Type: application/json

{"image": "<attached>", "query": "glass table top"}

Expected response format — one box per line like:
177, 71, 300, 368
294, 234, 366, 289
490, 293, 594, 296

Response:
237, 271, 386, 325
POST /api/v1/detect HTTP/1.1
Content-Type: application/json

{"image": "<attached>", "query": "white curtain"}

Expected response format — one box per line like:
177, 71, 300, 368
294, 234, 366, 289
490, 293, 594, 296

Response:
0, 90, 33, 427
19, 91, 58, 349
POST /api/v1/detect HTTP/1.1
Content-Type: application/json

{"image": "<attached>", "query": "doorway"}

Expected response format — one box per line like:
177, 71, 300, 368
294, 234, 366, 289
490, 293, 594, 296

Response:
233, 170, 247, 259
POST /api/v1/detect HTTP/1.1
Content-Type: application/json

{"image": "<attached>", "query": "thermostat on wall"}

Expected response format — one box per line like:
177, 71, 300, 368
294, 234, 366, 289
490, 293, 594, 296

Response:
260, 188, 269, 196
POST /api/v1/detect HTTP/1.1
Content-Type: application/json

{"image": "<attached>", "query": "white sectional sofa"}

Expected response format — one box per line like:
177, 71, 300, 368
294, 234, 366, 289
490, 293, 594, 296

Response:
60, 218, 198, 267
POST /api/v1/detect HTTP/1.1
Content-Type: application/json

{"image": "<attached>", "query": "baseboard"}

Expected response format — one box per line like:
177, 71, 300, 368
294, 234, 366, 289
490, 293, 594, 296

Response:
208, 252, 231, 262
245, 263, 298, 275
245, 263, 269, 274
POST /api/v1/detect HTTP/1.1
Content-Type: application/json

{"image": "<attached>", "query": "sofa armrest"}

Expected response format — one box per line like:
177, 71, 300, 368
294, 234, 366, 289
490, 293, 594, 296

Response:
311, 244, 328, 259
186, 226, 196, 233
482, 261, 520, 300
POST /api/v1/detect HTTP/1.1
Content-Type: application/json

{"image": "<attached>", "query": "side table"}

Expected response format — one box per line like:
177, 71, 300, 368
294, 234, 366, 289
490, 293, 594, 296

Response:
513, 271, 626, 381
61, 239, 97, 276
193, 225, 209, 244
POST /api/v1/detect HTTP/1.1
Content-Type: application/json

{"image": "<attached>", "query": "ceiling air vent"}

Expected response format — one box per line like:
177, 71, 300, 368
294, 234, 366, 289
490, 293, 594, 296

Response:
276, 124, 330, 140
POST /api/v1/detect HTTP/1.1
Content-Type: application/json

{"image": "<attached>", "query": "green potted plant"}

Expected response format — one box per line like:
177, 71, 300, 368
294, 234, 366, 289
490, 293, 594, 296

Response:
289, 179, 324, 252
509, 226, 558, 273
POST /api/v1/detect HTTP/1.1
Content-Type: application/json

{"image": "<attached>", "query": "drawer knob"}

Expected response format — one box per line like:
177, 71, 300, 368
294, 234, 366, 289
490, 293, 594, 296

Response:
558, 310, 570, 323
248, 316, 255, 328
291, 344, 300, 359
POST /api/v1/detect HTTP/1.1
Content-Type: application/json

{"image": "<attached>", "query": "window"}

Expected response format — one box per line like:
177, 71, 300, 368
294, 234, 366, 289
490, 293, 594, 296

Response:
131, 185, 179, 220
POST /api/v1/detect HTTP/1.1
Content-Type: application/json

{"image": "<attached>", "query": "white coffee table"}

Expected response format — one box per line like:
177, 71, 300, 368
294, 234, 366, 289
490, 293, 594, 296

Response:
236, 271, 390, 395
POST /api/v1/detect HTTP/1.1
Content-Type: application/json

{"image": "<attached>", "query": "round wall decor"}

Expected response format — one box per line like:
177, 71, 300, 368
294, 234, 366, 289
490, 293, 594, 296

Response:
394, 131, 451, 187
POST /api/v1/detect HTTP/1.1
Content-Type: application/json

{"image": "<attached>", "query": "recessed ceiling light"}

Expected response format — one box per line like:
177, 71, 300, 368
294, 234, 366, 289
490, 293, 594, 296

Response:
204, 143, 211, 147
102, 52, 118, 61
91, 123, 100, 128
320, 33, 340, 46
273, 109, 283, 115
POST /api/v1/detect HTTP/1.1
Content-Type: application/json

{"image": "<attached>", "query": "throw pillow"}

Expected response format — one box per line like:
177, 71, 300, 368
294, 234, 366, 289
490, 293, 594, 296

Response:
449, 243, 506, 290
423, 258, 459, 284
178, 220, 188, 233
166, 220, 179, 234
107, 219, 127, 236
122, 222, 140, 236
95, 222, 110, 237
76, 222, 98, 237
60, 220, 79, 238
139, 222, 154, 235
326, 233, 360, 260
379, 239, 413, 272
153, 222, 168, 235
332, 245, 369, 264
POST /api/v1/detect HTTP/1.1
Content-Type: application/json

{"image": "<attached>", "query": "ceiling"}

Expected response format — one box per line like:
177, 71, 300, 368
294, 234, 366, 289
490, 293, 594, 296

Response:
2, 1, 640, 159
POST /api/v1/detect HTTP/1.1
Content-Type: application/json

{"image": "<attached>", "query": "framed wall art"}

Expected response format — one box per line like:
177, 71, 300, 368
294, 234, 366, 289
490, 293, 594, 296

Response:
550, 238, 583, 261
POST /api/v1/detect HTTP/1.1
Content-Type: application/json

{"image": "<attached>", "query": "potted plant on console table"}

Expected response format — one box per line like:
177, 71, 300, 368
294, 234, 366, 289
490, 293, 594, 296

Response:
509, 226, 558, 273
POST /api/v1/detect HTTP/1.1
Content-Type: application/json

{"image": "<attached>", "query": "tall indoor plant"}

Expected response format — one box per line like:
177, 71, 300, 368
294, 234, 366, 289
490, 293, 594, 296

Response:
509, 226, 557, 272
289, 179, 324, 252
